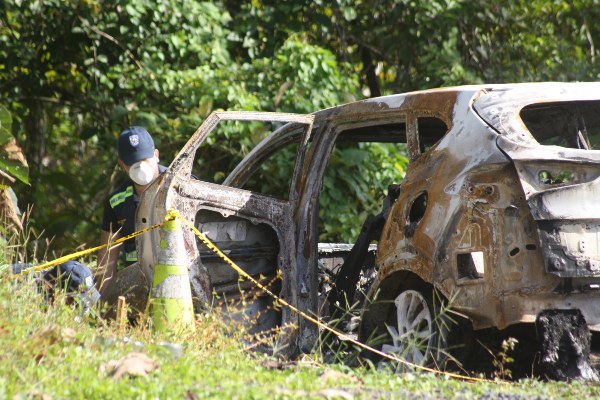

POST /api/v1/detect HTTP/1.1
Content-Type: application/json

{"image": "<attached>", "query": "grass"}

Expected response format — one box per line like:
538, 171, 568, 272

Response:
2, 274, 600, 399
2, 225, 600, 400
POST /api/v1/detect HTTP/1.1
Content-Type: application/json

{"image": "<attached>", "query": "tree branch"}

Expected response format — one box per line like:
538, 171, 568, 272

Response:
79, 17, 151, 76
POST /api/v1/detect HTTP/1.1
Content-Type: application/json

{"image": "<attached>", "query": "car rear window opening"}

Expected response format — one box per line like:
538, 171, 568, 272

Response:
520, 101, 600, 150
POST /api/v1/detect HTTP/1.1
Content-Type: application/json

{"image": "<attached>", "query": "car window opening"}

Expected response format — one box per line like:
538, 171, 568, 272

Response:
191, 119, 277, 184
240, 141, 299, 200
538, 170, 575, 185
418, 117, 449, 154
318, 124, 409, 243
520, 101, 600, 149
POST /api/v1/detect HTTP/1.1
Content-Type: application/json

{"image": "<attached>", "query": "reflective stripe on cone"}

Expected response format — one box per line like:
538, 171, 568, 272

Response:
149, 213, 195, 332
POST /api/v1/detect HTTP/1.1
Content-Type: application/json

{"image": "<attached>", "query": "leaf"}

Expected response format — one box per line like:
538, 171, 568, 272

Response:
198, 95, 213, 118
111, 105, 129, 121
100, 352, 158, 380
0, 106, 28, 184
0, 126, 12, 147
0, 138, 29, 185
0, 106, 12, 136
133, 112, 159, 130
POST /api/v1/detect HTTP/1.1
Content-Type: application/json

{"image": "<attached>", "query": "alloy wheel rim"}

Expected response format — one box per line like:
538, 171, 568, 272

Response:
381, 290, 433, 365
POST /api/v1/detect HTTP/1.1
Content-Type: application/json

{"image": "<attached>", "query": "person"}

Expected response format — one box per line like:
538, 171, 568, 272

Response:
97, 126, 166, 313
3, 126, 162, 318
5, 260, 101, 318
39, 260, 101, 312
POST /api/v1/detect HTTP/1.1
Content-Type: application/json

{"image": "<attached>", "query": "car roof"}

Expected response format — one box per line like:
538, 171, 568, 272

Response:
309, 82, 600, 142
315, 82, 600, 117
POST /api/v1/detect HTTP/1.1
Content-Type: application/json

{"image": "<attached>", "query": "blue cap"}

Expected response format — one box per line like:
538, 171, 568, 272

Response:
118, 126, 155, 166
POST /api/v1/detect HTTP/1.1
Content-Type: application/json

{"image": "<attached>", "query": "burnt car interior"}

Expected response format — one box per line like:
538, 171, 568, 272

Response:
320, 116, 448, 317
318, 115, 448, 240
186, 119, 310, 335
417, 117, 449, 153
195, 209, 282, 331
318, 121, 407, 317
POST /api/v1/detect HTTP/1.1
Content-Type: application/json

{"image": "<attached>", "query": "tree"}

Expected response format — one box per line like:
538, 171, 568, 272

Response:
0, 105, 28, 236
0, 0, 237, 250
228, 0, 600, 95
5, 0, 600, 250
0, 0, 362, 250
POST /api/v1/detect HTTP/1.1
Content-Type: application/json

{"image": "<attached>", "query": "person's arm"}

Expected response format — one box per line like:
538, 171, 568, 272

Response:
97, 230, 122, 295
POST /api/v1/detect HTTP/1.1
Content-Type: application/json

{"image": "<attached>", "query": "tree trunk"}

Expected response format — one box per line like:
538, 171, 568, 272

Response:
360, 45, 381, 98
21, 99, 47, 211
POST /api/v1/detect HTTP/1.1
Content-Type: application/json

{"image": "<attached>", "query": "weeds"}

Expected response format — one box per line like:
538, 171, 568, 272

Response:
3, 235, 600, 397
2, 276, 597, 399
214, 271, 294, 357
492, 337, 519, 380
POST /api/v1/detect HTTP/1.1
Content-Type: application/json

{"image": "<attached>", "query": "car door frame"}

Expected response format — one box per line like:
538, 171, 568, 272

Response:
137, 111, 314, 354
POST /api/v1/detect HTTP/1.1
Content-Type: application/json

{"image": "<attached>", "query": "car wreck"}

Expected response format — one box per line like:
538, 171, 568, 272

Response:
130, 83, 600, 379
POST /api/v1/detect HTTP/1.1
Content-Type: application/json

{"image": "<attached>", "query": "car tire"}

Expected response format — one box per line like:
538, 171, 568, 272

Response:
380, 288, 451, 369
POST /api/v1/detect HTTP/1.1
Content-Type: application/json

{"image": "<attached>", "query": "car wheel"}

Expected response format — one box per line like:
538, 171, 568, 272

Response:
381, 289, 448, 367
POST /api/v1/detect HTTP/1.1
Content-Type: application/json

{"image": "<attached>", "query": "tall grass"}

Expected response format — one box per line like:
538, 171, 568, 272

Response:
2, 236, 600, 398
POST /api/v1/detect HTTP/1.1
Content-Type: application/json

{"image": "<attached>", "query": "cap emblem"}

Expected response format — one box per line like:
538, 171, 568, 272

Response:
129, 134, 139, 147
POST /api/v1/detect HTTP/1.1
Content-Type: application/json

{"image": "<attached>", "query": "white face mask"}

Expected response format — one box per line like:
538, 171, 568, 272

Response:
129, 160, 156, 186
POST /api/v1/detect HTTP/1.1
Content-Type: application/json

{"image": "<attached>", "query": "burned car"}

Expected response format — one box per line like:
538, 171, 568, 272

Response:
135, 83, 600, 373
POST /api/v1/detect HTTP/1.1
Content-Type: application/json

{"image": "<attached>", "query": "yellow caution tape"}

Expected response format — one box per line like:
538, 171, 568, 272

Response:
2, 206, 497, 383
172, 209, 498, 383
5, 219, 167, 279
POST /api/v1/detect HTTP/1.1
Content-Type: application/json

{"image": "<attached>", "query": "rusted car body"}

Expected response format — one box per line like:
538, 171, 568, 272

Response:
136, 83, 600, 359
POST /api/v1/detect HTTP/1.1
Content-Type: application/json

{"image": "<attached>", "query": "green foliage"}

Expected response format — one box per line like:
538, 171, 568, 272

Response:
0, 1, 240, 250
234, 0, 600, 94
450, 0, 600, 83
320, 142, 408, 242
3, 0, 600, 253
244, 35, 359, 112
0, 0, 364, 252
492, 337, 519, 381
0, 106, 29, 185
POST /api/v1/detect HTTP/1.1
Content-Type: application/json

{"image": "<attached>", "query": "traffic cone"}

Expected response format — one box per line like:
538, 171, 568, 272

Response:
149, 214, 195, 332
